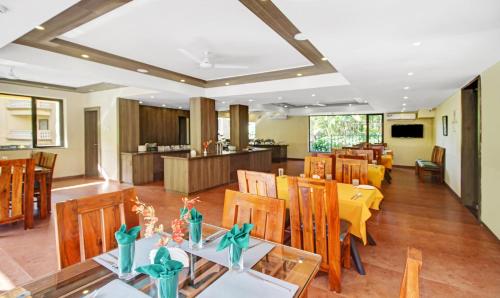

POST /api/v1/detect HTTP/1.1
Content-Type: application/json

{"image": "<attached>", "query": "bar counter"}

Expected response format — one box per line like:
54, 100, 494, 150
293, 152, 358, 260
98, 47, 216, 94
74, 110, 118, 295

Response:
162, 148, 272, 194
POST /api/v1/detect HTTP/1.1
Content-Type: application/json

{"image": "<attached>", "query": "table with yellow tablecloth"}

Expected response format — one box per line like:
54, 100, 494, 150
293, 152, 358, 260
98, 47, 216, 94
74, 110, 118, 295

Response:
368, 164, 385, 189
276, 176, 384, 245
381, 154, 393, 170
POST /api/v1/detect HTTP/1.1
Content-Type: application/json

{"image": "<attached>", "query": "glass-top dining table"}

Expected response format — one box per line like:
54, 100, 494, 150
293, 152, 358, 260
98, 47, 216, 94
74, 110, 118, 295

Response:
5, 224, 321, 298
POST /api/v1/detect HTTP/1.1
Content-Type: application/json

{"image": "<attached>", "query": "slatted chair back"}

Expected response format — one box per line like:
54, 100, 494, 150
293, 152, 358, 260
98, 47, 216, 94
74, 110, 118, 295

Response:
222, 189, 286, 243
317, 153, 336, 178
400, 247, 423, 298
333, 149, 350, 155
32, 152, 42, 165
0, 159, 35, 229
304, 156, 333, 179
431, 146, 445, 166
351, 149, 374, 162
237, 170, 277, 198
287, 177, 342, 291
371, 146, 384, 163
337, 154, 368, 160
335, 158, 368, 185
54, 187, 139, 268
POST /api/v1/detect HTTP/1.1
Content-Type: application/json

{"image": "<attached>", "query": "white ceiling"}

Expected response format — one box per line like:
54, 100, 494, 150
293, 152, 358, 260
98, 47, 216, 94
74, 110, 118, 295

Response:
61, 0, 311, 80
273, 0, 500, 113
0, 0, 499, 115
0, 0, 78, 48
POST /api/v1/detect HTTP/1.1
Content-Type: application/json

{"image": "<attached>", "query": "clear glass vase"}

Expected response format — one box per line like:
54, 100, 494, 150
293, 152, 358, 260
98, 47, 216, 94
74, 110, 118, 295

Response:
118, 242, 135, 279
157, 273, 179, 298
228, 243, 244, 271
189, 220, 203, 250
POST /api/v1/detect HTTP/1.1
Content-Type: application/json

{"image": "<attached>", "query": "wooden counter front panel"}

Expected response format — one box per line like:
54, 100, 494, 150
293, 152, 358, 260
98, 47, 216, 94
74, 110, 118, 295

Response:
163, 158, 189, 194
188, 156, 230, 193
249, 150, 273, 173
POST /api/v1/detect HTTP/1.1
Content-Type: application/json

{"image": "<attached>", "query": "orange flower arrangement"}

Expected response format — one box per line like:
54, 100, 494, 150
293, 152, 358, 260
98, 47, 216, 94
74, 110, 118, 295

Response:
202, 140, 212, 151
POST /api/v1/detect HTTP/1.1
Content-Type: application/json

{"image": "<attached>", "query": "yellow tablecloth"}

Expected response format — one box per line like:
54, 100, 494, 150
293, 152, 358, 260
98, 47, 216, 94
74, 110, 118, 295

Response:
381, 154, 393, 170
368, 164, 385, 189
276, 176, 384, 245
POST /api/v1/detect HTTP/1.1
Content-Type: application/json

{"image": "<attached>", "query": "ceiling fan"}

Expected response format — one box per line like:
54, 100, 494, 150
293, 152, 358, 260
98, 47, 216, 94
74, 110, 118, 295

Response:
178, 49, 248, 69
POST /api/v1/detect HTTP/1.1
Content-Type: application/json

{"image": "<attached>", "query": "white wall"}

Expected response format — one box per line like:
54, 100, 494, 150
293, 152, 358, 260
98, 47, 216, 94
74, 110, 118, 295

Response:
0, 83, 85, 178
434, 91, 462, 195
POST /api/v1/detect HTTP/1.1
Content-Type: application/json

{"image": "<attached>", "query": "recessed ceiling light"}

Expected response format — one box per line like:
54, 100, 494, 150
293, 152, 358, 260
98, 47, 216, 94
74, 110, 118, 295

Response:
364, 100, 369, 103
137, 68, 148, 73
162, 104, 166, 107
349, 104, 352, 107
221, 101, 226, 104
321, 57, 328, 61
403, 96, 409, 99
294, 33, 307, 41
296, 73, 303, 77
35, 25, 45, 30
284, 105, 288, 108
407, 72, 414, 76
225, 82, 230, 86
178, 106, 182, 109
81, 54, 89, 59
412, 41, 422, 47
402, 103, 407, 106
403, 86, 410, 90
304, 106, 309, 109
139, 101, 143, 104
311, 94, 316, 97
180, 79, 185, 83
248, 99, 255, 102
150, 95, 155, 99
278, 96, 283, 100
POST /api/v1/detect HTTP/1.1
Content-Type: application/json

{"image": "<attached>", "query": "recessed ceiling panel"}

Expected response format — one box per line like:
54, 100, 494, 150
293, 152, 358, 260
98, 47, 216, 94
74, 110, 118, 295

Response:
60, 0, 312, 80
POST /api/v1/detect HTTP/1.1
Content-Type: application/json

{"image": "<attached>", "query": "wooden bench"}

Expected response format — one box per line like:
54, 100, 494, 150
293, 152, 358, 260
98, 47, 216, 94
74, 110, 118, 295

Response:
415, 146, 445, 183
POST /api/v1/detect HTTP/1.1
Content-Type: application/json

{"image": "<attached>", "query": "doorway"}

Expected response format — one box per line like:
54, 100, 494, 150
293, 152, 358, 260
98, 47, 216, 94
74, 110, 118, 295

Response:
84, 108, 100, 177
178, 116, 189, 145
461, 77, 481, 218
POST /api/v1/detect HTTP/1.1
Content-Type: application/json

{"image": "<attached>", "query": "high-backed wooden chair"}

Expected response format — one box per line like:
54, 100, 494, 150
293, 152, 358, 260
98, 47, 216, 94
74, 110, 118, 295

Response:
400, 247, 423, 298
287, 177, 350, 292
222, 189, 286, 243
351, 149, 374, 162
332, 149, 350, 155
32, 152, 57, 214
371, 146, 384, 164
237, 170, 277, 198
54, 187, 139, 268
0, 158, 35, 230
335, 158, 368, 185
304, 156, 333, 179
415, 146, 445, 183
337, 154, 368, 160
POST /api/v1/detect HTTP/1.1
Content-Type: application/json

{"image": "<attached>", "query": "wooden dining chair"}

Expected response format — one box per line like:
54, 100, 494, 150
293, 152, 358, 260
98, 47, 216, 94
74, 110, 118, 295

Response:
222, 189, 286, 243
287, 177, 351, 292
0, 158, 35, 230
332, 149, 350, 155
400, 247, 423, 298
237, 170, 277, 198
304, 156, 333, 179
54, 187, 139, 268
371, 146, 384, 164
415, 146, 445, 183
351, 149, 374, 162
33, 152, 57, 214
337, 154, 368, 160
335, 158, 368, 185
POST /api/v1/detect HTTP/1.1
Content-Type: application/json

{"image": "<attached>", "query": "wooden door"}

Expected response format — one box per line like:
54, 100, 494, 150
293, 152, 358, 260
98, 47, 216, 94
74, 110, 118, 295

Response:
461, 78, 481, 217
84, 109, 100, 177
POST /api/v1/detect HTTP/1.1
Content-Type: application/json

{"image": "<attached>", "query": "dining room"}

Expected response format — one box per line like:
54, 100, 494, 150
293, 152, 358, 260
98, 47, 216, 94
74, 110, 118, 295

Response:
1, 0, 500, 297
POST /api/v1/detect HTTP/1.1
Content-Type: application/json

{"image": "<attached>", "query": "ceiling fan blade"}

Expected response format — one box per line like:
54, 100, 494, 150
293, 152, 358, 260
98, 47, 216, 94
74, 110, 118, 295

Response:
177, 48, 202, 64
213, 64, 248, 69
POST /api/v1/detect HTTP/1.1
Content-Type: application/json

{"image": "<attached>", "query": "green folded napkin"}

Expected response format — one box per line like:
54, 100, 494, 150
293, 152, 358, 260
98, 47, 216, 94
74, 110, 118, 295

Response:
115, 224, 141, 245
216, 223, 254, 251
136, 247, 184, 279
180, 207, 203, 223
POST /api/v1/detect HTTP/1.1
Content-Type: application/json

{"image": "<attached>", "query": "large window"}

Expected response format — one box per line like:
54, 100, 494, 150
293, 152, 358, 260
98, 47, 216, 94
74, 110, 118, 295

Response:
309, 114, 383, 152
0, 93, 64, 150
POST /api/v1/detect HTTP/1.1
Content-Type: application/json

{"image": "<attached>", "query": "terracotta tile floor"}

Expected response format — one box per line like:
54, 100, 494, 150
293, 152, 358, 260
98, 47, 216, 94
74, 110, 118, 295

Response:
1, 161, 499, 297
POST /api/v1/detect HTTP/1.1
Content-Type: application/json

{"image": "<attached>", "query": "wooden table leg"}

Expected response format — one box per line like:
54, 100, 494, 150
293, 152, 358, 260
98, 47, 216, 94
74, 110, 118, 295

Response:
39, 174, 47, 219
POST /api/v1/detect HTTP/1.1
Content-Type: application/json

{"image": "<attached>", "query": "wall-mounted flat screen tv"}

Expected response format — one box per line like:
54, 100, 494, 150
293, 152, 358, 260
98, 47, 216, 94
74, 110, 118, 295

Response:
391, 124, 424, 138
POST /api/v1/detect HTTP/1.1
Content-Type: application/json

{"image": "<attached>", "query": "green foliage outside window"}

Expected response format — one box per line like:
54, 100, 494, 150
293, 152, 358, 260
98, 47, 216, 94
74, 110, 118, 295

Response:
309, 114, 383, 152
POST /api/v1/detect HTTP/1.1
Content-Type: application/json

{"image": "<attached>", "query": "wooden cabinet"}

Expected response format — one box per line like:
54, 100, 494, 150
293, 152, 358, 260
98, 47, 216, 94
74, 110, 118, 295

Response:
252, 145, 288, 162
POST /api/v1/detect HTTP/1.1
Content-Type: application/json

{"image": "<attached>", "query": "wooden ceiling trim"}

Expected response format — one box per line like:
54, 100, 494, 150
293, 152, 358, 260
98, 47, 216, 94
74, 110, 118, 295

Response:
13, 0, 336, 88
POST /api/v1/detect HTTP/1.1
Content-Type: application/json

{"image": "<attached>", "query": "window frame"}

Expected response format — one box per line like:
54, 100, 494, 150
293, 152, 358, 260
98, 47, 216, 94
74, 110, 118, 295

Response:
0, 92, 65, 150
308, 113, 384, 153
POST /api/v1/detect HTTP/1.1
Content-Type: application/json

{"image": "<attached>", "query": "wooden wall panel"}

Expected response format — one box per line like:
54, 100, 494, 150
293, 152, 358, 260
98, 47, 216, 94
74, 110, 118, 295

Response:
190, 97, 217, 154
118, 99, 140, 153
230, 105, 249, 150
139, 106, 189, 145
